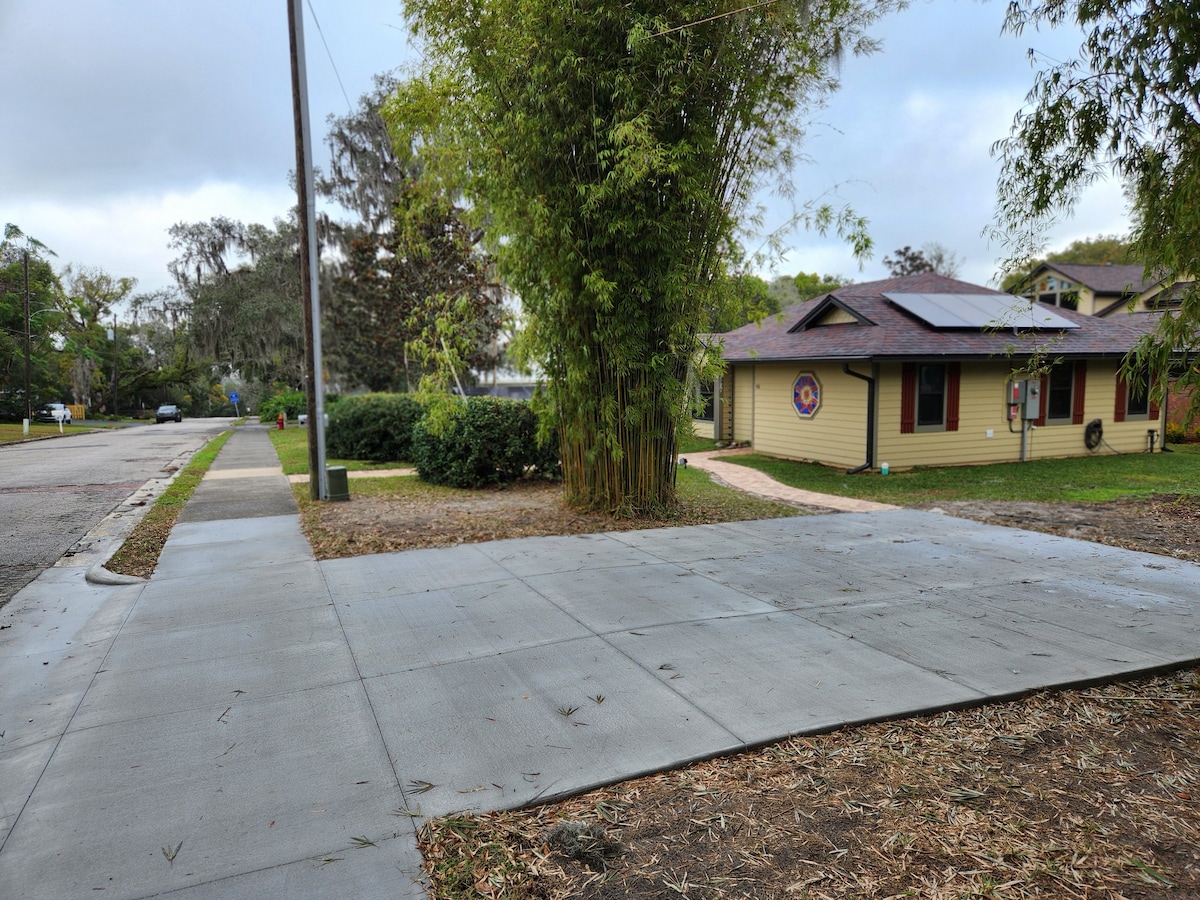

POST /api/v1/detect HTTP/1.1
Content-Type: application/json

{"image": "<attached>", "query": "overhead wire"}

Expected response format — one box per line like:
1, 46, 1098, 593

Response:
651, 0, 786, 37
305, 0, 354, 112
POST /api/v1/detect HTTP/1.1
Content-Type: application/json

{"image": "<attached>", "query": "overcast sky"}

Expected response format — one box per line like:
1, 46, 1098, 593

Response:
1, 0, 1127, 300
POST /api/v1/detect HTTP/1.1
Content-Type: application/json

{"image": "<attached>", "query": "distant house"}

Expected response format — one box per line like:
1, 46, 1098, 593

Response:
1023, 262, 1195, 435
1022, 262, 1160, 316
704, 273, 1167, 472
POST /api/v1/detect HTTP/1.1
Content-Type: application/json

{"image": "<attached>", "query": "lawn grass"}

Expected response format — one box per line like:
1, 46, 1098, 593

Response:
672, 462, 796, 518
267, 425, 412, 475
723, 441, 1200, 504
677, 434, 717, 455
0, 421, 120, 443
289, 461, 797, 517
105, 430, 233, 577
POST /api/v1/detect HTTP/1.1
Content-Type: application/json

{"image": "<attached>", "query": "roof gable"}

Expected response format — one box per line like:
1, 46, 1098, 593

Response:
789, 296, 875, 332
1033, 262, 1157, 295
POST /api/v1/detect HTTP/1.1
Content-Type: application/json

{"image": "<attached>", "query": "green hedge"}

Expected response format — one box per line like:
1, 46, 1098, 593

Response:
257, 390, 308, 423
413, 396, 560, 488
326, 393, 424, 462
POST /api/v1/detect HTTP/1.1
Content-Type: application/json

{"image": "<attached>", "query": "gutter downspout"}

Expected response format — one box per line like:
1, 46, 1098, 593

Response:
1160, 391, 1172, 452
843, 363, 875, 474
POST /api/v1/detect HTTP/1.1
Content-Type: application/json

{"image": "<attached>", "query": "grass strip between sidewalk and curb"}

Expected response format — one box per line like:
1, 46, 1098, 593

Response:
104, 430, 234, 578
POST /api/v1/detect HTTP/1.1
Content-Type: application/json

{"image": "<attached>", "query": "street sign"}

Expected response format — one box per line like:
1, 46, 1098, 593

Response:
229, 392, 239, 403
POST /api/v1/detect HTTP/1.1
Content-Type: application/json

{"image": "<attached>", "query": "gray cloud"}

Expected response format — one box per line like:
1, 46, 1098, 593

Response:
2, 0, 1126, 295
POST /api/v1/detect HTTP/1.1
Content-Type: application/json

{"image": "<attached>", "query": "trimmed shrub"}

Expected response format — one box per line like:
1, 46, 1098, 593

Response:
1164, 421, 1198, 444
258, 390, 307, 423
326, 393, 424, 462
413, 396, 560, 488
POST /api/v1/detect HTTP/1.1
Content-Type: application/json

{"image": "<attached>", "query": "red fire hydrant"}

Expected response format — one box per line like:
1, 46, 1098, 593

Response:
276, 412, 285, 430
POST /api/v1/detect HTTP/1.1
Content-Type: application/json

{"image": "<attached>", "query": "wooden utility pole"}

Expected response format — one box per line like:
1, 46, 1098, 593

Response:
287, 0, 328, 500
23, 251, 31, 424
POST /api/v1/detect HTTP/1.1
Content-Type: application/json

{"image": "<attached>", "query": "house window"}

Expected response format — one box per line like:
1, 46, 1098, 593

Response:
1036, 362, 1087, 426
1031, 280, 1078, 309
901, 362, 960, 434
916, 364, 946, 428
696, 380, 715, 421
1115, 368, 1157, 422
1126, 381, 1150, 418
1046, 366, 1074, 422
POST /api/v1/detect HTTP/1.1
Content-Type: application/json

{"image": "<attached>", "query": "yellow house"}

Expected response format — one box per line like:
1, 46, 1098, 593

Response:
1022, 262, 1195, 435
1022, 262, 1158, 316
709, 273, 1167, 472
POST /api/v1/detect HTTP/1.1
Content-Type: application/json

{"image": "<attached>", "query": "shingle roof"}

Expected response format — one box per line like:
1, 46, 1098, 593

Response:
720, 273, 1156, 363
1036, 263, 1158, 295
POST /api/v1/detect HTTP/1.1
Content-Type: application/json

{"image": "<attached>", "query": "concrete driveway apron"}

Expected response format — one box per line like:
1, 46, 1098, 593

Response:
1, 426, 1196, 898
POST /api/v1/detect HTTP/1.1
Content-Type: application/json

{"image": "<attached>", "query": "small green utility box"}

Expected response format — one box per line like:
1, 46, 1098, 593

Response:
326, 466, 350, 501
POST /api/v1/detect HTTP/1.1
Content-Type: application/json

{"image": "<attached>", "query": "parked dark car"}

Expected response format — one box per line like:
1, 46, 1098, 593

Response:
34, 402, 72, 424
155, 404, 182, 424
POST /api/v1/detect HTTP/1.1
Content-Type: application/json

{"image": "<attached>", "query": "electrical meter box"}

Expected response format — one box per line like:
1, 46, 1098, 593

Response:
1009, 379, 1042, 420
1020, 379, 1041, 419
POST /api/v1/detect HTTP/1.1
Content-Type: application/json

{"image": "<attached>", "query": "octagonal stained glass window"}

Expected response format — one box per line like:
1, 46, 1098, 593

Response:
793, 372, 821, 418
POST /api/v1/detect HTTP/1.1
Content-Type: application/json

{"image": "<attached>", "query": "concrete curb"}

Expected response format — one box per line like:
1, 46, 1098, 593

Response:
84, 563, 147, 585
57, 445, 200, 583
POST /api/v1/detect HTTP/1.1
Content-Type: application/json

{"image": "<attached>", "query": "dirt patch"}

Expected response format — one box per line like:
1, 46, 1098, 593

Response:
301, 479, 1200, 566
916, 493, 1200, 564
423, 670, 1200, 899
307, 481, 648, 557
298, 478, 809, 560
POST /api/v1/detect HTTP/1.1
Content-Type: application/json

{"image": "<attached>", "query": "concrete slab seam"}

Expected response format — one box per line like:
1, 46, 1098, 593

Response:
481, 553, 758, 744
143, 833, 430, 899
318, 554, 427, 832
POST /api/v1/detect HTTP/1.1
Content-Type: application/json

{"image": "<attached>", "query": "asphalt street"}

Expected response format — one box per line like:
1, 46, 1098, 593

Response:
0, 419, 231, 606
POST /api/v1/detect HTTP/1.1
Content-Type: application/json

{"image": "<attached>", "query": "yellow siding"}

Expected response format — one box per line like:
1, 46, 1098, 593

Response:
731, 363, 754, 442
689, 418, 716, 439
876, 360, 1164, 470
814, 307, 857, 326
730, 357, 1165, 470
876, 362, 1019, 468
744, 363, 869, 468
1027, 360, 1163, 457
1075, 287, 1099, 315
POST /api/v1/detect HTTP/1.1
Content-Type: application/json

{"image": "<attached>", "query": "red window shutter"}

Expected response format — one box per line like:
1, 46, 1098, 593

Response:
1072, 361, 1087, 425
1035, 373, 1048, 427
946, 362, 961, 432
1114, 374, 1127, 422
901, 363, 916, 434
1149, 372, 1160, 419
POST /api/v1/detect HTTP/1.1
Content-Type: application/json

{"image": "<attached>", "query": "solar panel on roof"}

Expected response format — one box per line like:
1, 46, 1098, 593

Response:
882, 293, 1080, 330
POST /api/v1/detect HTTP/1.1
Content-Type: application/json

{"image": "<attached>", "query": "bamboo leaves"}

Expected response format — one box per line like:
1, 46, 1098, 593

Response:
397, 0, 897, 513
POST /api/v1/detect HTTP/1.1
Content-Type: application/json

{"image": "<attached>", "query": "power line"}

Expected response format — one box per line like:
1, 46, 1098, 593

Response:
305, 0, 353, 111
652, 0, 786, 37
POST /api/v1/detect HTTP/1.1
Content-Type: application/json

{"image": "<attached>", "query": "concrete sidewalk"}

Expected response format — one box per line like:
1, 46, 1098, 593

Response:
1, 426, 1197, 898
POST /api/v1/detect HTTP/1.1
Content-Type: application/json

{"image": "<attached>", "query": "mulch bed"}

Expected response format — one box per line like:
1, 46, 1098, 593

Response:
421, 670, 1200, 898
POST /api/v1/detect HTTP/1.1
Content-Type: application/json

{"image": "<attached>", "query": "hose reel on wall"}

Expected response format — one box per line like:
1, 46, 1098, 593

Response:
1084, 419, 1103, 451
